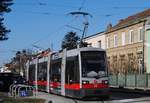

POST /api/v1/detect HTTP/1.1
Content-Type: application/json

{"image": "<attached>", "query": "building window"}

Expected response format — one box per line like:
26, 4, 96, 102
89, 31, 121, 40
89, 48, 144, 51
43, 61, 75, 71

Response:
129, 30, 134, 43
98, 40, 101, 48
107, 37, 110, 48
122, 32, 125, 46
114, 35, 118, 47
138, 27, 144, 42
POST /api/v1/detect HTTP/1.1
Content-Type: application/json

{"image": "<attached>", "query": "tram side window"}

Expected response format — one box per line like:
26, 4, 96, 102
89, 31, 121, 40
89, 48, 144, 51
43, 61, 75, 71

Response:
50, 59, 61, 82
38, 62, 47, 81
65, 56, 79, 84
29, 65, 35, 81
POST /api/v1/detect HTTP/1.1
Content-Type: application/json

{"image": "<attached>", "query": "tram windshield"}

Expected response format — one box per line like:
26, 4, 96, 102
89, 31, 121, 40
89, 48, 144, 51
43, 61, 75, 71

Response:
81, 51, 107, 78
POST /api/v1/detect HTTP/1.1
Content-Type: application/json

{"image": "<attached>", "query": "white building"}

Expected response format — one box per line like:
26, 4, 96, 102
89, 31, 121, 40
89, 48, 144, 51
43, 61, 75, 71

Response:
84, 31, 106, 49
0, 66, 11, 73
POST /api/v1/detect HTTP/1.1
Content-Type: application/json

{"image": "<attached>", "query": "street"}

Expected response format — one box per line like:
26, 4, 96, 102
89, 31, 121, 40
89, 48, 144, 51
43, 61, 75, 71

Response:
31, 90, 150, 103
1, 1, 150, 103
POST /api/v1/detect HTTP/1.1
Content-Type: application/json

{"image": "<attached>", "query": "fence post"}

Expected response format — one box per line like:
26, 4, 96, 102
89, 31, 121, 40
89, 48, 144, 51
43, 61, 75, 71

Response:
146, 74, 148, 89
135, 74, 137, 88
125, 74, 127, 87
116, 74, 118, 87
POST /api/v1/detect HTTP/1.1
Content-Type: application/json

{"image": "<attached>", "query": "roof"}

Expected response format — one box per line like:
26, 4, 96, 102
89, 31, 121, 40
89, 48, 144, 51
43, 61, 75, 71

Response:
106, 9, 150, 33
84, 31, 105, 40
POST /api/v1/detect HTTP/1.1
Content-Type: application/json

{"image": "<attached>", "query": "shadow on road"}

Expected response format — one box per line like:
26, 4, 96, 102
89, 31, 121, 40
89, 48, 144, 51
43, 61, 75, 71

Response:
110, 88, 150, 101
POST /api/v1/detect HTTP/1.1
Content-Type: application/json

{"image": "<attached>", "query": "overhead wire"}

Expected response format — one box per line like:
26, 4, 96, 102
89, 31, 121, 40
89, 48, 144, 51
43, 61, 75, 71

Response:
13, 1, 78, 16
11, 1, 82, 50
112, 6, 150, 9
14, 10, 64, 16
78, 0, 86, 11
28, 17, 78, 47
13, 1, 149, 16
9, 1, 150, 49
13, 2, 78, 9
1, 1, 149, 65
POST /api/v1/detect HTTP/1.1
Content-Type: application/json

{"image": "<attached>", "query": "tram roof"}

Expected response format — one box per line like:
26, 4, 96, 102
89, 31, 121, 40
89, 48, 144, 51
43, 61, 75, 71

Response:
29, 47, 105, 64
51, 47, 105, 59
67, 47, 105, 52
66, 47, 105, 57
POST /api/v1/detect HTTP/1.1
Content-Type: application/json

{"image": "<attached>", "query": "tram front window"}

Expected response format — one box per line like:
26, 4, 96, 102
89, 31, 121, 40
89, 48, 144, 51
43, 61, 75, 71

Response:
81, 51, 107, 78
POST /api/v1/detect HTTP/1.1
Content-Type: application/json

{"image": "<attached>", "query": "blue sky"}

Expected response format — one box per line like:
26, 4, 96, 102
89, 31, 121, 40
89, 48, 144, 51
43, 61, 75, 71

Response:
0, 0, 150, 66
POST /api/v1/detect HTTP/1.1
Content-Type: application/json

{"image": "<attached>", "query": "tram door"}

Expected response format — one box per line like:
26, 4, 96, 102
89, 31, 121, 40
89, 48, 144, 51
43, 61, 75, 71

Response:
50, 59, 62, 94
37, 62, 47, 91
28, 64, 36, 85
65, 56, 80, 97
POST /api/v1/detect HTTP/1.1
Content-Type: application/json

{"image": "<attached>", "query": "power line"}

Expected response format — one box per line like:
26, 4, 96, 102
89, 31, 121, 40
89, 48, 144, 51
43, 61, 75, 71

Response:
28, 18, 78, 47
66, 25, 83, 32
78, 0, 86, 10
14, 10, 64, 16
13, 1, 150, 49
0, 49, 18, 53
14, 1, 149, 10
14, 2, 78, 9
21, 1, 88, 49
113, 6, 150, 9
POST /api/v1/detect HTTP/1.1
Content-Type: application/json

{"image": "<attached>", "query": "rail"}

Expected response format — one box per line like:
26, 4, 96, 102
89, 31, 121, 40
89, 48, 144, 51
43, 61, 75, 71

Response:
9, 84, 34, 98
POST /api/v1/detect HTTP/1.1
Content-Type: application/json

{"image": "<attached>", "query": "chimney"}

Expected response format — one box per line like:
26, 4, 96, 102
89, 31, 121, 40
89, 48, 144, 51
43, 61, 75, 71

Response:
119, 19, 124, 23
106, 23, 112, 31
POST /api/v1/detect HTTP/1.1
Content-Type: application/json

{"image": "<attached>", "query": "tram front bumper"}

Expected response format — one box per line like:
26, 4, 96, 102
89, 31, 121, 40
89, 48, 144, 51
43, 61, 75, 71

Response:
80, 88, 110, 98
65, 88, 110, 99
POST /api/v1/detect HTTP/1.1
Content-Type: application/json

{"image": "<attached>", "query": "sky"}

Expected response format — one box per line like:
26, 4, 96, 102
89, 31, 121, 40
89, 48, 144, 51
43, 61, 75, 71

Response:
0, 0, 150, 66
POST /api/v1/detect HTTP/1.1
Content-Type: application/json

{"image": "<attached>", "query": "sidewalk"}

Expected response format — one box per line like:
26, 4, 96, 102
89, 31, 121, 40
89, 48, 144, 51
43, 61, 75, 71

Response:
27, 92, 50, 103
27, 92, 74, 103
27, 88, 150, 103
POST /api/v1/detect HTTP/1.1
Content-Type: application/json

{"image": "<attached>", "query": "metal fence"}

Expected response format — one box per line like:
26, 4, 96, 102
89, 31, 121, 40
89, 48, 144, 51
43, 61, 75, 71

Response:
109, 74, 150, 89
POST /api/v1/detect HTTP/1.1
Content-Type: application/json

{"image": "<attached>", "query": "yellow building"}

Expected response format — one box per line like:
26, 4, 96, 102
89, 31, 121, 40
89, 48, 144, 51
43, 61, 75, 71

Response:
106, 9, 150, 74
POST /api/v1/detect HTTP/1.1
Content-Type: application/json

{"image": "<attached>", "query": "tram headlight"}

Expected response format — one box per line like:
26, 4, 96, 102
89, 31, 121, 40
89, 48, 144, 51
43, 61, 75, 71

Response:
50, 84, 53, 87
82, 80, 89, 84
102, 80, 109, 85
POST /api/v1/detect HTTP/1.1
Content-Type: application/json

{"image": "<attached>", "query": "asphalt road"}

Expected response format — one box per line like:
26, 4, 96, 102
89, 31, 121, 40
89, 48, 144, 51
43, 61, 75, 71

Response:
32, 90, 150, 103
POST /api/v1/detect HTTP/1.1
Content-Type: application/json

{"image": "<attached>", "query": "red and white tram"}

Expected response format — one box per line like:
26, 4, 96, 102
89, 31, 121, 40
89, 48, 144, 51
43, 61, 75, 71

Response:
26, 47, 109, 99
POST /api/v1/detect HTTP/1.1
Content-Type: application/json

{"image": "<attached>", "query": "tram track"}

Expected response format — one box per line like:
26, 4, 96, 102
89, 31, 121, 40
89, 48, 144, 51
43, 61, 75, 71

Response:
72, 99, 78, 103
71, 98, 107, 103
27, 90, 150, 103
